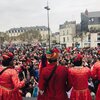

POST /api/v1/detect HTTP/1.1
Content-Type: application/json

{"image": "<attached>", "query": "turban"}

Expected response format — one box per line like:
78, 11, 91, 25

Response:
46, 49, 58, 59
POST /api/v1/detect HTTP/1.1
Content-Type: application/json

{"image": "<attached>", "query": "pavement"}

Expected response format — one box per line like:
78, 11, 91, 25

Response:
23, 97, 37, 100
23, 96, 95, 100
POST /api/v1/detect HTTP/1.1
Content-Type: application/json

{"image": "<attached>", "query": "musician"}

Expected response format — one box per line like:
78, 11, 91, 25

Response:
68, 53, 92, 100
0, 52, 26, 100
38, 49, 71, 100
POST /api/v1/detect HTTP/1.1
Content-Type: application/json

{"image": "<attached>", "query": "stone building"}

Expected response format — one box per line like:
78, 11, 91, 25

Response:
81, 10, 100, 47
59, 21, 76, 47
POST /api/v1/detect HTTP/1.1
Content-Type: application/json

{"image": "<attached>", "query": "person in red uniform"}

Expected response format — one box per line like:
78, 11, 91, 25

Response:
91, 55, 100, 100
38, 49, 71, 100
0, 52, 26, 100
68, 54, 92, 100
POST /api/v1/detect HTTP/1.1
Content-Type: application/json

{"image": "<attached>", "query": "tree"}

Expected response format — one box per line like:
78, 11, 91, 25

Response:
1, 32, 9, 42
18, 30, 42, 43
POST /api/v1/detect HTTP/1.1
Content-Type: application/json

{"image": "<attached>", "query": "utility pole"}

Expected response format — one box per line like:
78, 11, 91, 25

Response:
44, 1, 50, 49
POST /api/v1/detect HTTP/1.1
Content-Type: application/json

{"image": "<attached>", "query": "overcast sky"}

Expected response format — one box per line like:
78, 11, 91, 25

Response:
0, 0, 100, 32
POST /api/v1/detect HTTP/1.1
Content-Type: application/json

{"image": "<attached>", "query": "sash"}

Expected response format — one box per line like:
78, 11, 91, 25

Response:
0, 85, 13, 91
44, 64, 58, 92
0, 67, 11, 75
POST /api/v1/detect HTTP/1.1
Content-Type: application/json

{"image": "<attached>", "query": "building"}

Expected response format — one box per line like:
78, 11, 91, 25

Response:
81, 32, 100, 47
90, 32, 100, 47
81, 10, 100, 32
59, 21, 76, 47
6, 26, 48, 43
81, 10, 89, 32
81, 10, 100, 47
72, 32, 90, 48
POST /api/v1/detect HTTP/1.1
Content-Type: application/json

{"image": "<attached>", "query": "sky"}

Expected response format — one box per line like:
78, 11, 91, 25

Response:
0, 0, 100, 32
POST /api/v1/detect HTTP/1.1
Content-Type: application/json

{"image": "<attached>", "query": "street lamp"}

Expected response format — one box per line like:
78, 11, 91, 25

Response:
44, 1, 50, 49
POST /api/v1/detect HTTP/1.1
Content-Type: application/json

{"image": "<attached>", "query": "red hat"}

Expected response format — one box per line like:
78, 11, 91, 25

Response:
8, 52, 13, 58
2, 52, 13, 60
2, 54, 10, 60
98, 50, 100, 55
53, 47, 60, 53
66, 47, 71, 53
74, 54, 82, 62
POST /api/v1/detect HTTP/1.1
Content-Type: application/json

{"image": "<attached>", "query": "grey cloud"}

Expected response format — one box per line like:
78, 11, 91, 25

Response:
0, 0, 100, 32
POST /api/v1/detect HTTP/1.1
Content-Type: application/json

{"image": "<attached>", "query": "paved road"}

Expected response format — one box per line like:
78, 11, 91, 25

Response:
23, 97, 37, 100
23, 96, 95, 100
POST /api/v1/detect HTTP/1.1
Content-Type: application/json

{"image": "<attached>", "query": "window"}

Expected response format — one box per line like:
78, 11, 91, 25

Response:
89, 18, 94, 22
88, 35, 91, 42
67, 37, 69, 42
98, 17, 100, 22
98, 33, 100, 36
91, 18, 94, 22
97, 37, 100, 41
15, 30, 17, 33
97, 43, 100, 47
18, 30, 20, 33
67, 30, 68, 35
63, 31, 65, 35
21, 30, 24, 32
63, 37, 65, 42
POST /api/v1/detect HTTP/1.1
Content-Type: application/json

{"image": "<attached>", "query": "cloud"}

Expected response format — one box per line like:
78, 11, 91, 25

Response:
0, 0, 100, 32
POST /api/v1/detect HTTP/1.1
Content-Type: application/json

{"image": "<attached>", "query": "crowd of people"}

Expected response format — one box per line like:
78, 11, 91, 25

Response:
0, 43, 100, 100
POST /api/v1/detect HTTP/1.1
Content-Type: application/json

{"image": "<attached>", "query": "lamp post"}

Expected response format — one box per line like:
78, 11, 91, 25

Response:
44, 1, 50, 49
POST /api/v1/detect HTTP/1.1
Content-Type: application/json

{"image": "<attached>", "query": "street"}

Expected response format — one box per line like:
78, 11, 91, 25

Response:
23, 97, 37, 100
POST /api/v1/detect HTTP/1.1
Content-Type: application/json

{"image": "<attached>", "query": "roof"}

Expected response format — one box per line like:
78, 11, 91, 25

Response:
82, 11, 100, 18
6, 26, 48, 32
88, 11, 100, 17
59, 21, 76, 29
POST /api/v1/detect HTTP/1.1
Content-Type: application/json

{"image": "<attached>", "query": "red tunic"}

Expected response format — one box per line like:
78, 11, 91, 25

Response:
68, 67, 92, 100
0, 67, 25, 100
91, 61, 100, 100
38, 63, 71, 100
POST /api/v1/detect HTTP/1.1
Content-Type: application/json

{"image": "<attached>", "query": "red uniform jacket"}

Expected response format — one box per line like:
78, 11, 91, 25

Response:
68, 67, 92, 100
0, 66, 25, 100
91, 61, 100, 100
38, 63, 71, 100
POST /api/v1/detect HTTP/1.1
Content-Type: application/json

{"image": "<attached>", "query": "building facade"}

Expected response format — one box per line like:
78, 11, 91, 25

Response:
81, 10, 100, 32
59, 21, 76, 47
6, 26, 48, 43
90, 32, 100, 47
81, 10, 100, 47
